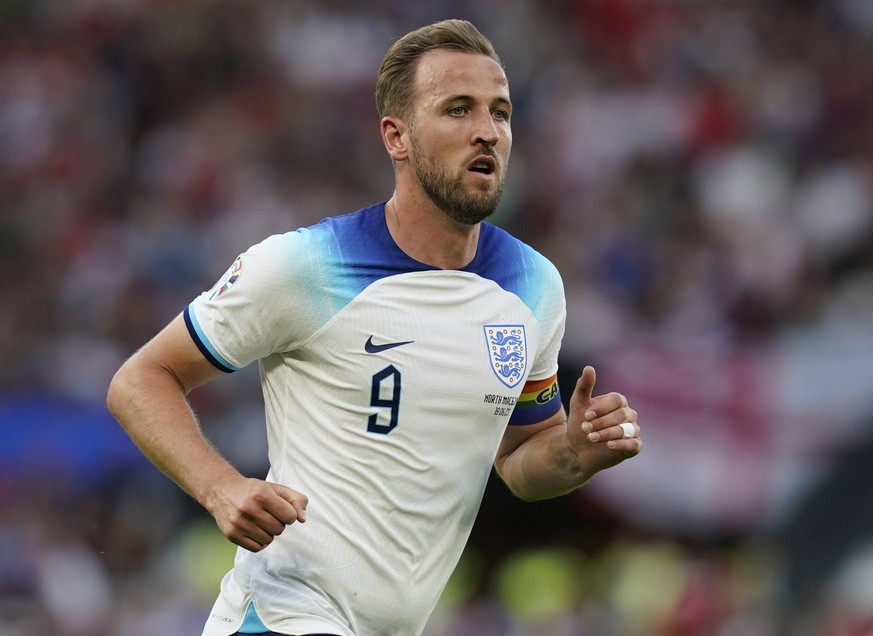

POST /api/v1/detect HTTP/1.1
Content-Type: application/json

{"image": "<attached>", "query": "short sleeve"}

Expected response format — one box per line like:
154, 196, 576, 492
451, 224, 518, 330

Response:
185, 230, 331, 371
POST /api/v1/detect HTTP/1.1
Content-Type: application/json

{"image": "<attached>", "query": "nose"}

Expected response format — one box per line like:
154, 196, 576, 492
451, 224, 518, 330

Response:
473, 109, 500, 147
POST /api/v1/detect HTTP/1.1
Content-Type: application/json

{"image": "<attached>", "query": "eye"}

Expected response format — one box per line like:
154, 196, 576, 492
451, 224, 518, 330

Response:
492, 109, 509, 121
448, 105, 469, 116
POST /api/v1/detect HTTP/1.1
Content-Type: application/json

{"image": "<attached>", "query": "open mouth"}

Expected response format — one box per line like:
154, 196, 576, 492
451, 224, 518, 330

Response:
467, 156, 496, 175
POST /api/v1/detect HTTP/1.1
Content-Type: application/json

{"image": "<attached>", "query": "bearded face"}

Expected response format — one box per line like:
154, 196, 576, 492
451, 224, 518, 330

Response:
408, 126, 505, 225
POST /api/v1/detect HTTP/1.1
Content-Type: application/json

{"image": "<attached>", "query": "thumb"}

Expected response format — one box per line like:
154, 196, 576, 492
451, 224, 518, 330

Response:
271, 483, 309, 524
574, 366, 597, 405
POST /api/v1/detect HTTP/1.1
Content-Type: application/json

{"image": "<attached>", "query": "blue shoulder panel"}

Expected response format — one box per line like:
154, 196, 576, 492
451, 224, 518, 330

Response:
297, 203, 436, 309
465, 222, 557, 318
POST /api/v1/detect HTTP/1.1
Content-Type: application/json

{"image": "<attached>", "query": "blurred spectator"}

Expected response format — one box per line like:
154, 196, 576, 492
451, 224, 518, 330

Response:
2, 0, 873, 633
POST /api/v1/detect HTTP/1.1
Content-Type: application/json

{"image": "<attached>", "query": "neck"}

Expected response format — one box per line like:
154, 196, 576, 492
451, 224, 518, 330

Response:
384, 193, 480, 270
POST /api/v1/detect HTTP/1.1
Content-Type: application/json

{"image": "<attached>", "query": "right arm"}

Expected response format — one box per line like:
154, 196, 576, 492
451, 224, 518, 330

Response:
106, 314, 307, 552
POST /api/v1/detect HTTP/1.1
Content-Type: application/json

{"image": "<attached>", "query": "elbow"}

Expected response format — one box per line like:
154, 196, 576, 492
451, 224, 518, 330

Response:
494, 456, 587, 502
106, 362, 133, 423
503, 477, 580, 502
494, 462, 539, 502
107, 356, 150, 425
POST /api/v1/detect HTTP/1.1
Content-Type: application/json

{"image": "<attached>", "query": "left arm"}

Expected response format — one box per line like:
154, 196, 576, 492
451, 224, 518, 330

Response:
494, 366, 641, 501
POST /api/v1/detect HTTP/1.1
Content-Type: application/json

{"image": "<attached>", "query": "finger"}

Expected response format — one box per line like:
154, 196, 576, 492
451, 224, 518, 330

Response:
573, 366, 597, 406
228, 503, 285, 539
243, 524, 279, 547
585, 406, 637, 438
231, 485, 296, 536
222, 516, 278, 552
584, 393, 630, 422
607, 435, 643, 457
271, 484, 309, 524
233, 534, 268, 553
602, 421, 638, 442
240, 524, 284, 552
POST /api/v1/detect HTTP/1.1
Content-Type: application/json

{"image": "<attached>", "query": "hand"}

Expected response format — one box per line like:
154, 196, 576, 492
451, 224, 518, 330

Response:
565, 366, 641, 475
206, 476, 308, 552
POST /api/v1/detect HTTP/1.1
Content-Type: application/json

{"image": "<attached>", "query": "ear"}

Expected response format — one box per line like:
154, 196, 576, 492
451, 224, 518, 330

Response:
381, 116, 409, 162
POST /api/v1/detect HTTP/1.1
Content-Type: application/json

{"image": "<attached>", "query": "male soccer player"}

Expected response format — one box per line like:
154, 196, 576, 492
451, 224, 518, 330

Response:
107, 18, 641, 636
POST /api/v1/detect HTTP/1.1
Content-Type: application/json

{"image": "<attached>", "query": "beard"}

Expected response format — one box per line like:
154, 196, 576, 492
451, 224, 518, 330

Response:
409, 134, 504, 225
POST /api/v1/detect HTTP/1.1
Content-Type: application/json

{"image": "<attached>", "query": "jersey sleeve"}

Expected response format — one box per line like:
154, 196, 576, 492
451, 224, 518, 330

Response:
185, 229, 330, 372
509, 253, 567, 426
509, 254, 567, 426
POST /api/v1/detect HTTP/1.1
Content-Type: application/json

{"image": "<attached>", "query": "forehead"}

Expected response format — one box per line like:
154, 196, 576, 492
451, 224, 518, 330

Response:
413, 49, 509, 106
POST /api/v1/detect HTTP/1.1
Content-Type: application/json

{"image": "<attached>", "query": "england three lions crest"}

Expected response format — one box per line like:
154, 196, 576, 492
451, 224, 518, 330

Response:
484, 325, 527, 388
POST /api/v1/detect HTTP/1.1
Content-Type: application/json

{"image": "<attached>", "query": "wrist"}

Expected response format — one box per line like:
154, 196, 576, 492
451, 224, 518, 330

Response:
562, 424, 589, 486
188, 461, 242, 514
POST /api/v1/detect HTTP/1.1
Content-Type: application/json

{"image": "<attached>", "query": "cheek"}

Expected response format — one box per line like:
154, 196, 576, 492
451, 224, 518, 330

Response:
500, 127, 512, 152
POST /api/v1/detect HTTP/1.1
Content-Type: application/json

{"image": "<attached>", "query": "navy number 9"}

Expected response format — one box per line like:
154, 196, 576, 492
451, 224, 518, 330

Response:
367, 365, 401, 434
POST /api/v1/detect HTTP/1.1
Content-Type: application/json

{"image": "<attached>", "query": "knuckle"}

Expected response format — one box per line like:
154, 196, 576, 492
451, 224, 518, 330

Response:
227, 509, 246, 526
235, 503, 257, 521
249, 488, 270, 505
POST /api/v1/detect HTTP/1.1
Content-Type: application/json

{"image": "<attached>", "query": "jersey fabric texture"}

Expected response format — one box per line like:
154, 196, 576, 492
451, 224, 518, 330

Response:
189, 203, 567, 636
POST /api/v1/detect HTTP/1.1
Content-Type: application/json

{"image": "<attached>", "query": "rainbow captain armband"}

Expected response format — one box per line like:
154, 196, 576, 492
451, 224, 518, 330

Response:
508, 373, 562, 426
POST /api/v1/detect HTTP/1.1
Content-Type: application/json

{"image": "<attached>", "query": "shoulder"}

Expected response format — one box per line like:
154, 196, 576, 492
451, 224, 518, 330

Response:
305, 202, 387, 247
473, 223, 564, 303
249, 203, 388, 269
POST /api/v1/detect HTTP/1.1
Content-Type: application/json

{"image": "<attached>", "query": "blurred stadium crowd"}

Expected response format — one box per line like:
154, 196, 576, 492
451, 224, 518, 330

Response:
2, 0, 873, 634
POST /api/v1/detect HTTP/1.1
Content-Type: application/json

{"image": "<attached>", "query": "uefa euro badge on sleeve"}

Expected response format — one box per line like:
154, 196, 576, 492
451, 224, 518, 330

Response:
208, 256, 243, 300
483, 325, 527, 388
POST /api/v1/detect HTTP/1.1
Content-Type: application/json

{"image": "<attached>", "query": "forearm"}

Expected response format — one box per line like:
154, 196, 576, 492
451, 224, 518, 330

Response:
107, 359, 240, 511
496, 424, 590, 501
497, 366, 642, 501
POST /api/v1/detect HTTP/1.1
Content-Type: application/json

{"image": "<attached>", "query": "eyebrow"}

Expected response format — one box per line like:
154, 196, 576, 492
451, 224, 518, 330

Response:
441, 94, 513, 111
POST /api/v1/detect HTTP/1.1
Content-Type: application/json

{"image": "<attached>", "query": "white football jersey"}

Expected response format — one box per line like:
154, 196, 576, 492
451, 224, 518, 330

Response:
190, 203, 566, 636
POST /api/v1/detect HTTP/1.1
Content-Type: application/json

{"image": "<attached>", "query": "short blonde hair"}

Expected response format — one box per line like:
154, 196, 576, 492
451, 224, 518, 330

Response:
375, 19, 502, 121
